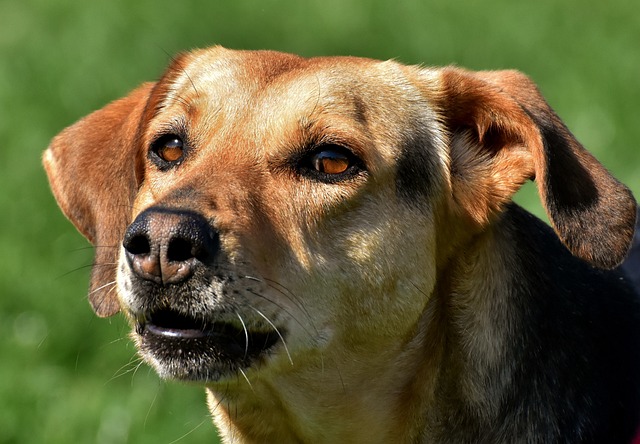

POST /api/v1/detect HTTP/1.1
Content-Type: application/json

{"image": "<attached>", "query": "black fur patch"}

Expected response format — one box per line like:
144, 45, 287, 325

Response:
499, 205, 640, 442
395, 129, 441, 204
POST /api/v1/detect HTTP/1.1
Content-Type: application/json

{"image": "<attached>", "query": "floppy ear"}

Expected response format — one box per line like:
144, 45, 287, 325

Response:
43, 83, 154, 317
437, 67, 636, 269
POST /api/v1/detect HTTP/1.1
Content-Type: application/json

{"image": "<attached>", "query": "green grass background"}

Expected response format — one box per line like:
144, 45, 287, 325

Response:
1, 0, 639, 442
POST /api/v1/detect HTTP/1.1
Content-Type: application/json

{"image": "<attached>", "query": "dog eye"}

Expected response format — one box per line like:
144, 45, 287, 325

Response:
312, 149, 350, 174
301, 145, 363, 182
151, 135, 185, 165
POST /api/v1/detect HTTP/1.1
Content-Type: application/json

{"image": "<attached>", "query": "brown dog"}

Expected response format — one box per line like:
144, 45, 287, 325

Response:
44, 47, 640, 443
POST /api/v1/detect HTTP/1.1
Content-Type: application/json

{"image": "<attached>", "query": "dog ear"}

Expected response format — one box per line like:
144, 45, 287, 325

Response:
437, 67, 636, 269
43, 83, 154, 317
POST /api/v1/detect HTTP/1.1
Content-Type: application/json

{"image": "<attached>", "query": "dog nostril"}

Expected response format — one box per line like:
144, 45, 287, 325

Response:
125, 234, 151, 256
167, 237, 195, 262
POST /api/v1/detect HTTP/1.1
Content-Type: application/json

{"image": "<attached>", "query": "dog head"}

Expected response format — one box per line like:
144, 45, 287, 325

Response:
44, 47, 636, 385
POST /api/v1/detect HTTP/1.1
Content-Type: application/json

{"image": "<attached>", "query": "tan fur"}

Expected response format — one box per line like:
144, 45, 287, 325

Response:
44, 47, 637, 443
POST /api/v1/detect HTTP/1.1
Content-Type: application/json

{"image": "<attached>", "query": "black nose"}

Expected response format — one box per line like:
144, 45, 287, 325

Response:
123, 208, 219, 285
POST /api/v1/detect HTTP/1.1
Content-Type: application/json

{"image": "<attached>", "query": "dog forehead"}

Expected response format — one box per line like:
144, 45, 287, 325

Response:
155, 49, 440, 152
180, 47, 385, 86
161, 48, 425, 119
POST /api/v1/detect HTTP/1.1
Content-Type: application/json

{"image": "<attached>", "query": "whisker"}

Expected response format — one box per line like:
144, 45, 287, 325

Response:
208, 388, 227, 416
106, 354, 144, 383
184, 71, 198, 96
233, 402, 238, 425
143, 388, 159, 430
160, 47, 200, 97
106, 335, 129, 345
170, 94, 191, 109
88, 280, 117, 296
55, 266, 89, 279
63, 261, 118, 274
89, 262, 118, 268
335, 356, 346, 395
262, 277, 318, 332
167, 417, 209, 444
131, 358, 146, 384
237, 368, 254, 392
67, 245, 115, 253
249, 306, 293, 366
90, 282, 120, 315
114, 202, 146, 213
239, 274, 315, 331
55, 262, 115, 279
247, 289, 315, 342
242, 276, 346, 394
238, 274, 311, 321
235, 313, 249, 361
37, 331, 50, 350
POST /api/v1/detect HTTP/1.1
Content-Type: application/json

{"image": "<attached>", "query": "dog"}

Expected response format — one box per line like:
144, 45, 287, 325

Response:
622, 210, 640, 290
44, 47, 640, 443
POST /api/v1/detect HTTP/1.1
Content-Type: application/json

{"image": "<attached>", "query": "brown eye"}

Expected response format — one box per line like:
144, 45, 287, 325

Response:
150, 134, 186, 168
157, 137, 184, 162
312, 149, 350, 174
299, 144, 364, 183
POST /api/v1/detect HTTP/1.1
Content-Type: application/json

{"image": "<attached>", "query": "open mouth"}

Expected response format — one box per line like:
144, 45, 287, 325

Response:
135, 308, 281, 380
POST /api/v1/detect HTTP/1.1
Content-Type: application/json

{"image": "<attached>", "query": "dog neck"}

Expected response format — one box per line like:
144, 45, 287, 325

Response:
204, 301, 450, 443
205, 328, 448, 442
204, 208, 534, 444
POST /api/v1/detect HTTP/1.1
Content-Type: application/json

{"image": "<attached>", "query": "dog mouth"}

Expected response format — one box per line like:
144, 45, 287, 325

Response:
135, 308, 281, 381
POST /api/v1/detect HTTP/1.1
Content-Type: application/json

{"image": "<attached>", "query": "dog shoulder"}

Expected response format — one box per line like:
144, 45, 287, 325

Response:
495, 204, 640, 442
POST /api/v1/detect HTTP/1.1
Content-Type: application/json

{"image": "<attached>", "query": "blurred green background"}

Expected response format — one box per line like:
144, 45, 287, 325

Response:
1, 0, 638, 442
